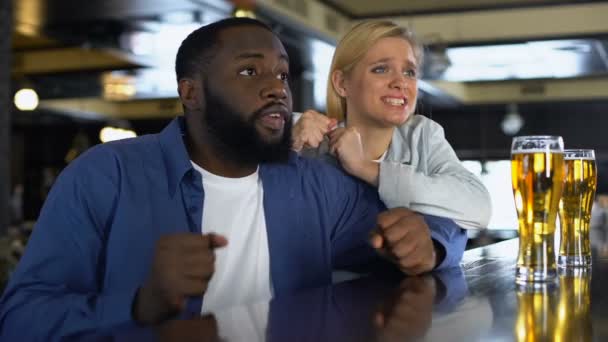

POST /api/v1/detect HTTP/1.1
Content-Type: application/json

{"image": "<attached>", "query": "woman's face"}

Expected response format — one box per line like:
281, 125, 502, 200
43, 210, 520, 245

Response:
338, 37, 418, 127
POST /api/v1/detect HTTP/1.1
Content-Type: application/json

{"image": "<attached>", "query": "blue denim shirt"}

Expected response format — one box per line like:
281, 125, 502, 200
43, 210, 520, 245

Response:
0, 117, 467, 340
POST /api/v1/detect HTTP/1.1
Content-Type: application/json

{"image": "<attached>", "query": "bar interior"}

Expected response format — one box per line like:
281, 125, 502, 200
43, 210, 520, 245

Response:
1, 0, 608, 340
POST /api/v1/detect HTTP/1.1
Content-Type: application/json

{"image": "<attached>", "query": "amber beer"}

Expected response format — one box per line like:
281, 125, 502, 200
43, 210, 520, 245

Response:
558, 150, 597, 267
511, 136, 564, 283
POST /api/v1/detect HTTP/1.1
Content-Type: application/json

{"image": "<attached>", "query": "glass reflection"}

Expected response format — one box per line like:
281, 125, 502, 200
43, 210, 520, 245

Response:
514, 268, 592, 341
555, 268, 592, 342
87, 268, 469, 341
515, 284, 558, 342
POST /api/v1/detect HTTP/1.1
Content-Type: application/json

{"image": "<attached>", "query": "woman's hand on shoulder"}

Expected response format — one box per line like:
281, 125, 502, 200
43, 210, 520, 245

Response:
329, 127, 379, 186
292, 110, 337, 151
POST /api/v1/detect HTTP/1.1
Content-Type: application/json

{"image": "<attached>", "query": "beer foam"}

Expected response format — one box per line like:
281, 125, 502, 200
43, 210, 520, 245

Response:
512, 150, 564, 154
564, 156, 595, 160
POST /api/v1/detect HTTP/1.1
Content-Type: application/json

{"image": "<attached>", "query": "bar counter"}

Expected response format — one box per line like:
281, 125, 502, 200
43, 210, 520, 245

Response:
83, 238, 607, 341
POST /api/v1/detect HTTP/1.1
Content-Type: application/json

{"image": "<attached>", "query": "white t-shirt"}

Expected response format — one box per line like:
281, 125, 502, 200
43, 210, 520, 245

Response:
213, 300, 270, 342
191, 162, 272, 314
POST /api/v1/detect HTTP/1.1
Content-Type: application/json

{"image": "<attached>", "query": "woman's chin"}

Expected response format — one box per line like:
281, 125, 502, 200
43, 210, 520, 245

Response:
386, 113, 411, 126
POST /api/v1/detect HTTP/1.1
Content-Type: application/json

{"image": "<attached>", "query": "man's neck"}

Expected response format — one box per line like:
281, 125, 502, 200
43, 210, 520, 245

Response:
346, 116, 394, 160
185, 118, 257, 178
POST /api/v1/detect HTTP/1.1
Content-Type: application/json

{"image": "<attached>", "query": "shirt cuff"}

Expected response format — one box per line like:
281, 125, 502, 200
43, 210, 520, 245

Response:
431, 232, 452, 270
423, 214, 467, 270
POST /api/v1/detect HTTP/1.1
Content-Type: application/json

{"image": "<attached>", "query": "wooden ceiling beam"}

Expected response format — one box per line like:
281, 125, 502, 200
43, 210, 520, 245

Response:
388, 3, 608, 45
12, 48, 149, 75
429, 77, 608, 104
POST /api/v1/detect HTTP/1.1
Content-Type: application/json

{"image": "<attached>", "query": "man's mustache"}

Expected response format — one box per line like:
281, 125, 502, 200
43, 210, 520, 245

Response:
251, 102, 291, 120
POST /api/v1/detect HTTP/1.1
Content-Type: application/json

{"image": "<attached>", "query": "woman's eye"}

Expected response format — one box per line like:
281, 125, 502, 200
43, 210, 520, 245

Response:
371, 66, 388, 74
278, 72, 290, 81
404, 69, 417, 78
239, 68, 257, 76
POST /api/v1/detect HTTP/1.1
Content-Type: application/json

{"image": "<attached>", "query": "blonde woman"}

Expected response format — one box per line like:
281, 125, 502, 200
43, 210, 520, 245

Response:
293, 21, 491, 230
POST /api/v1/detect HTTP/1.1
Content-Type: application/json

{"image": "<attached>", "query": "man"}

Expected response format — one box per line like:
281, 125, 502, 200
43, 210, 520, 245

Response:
0, 18, 467, 340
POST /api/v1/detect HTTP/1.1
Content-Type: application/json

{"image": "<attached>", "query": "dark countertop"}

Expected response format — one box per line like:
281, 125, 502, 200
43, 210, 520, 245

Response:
83, 238, 606, 341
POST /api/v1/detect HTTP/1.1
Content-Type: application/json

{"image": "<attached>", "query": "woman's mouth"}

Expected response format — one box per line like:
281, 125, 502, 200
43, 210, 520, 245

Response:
382, 96, 407, 107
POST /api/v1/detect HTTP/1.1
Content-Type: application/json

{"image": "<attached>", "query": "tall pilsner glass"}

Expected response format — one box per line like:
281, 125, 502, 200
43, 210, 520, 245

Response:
511, 136, 565, 284
558, 149, 597, 267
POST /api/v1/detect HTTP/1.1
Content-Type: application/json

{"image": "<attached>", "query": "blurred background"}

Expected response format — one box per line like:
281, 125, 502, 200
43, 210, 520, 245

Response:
2, 0, 608, 281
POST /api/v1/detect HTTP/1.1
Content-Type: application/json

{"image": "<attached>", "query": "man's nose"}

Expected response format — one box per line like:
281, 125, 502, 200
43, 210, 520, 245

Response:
260, 77, 288, 100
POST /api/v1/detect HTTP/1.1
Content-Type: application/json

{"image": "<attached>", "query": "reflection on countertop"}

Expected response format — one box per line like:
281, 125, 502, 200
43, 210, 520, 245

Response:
82, 237, 608, 341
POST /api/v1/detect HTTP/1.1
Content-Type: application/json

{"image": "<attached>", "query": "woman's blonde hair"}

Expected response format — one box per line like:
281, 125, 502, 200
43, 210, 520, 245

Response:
326, 20, 423, 121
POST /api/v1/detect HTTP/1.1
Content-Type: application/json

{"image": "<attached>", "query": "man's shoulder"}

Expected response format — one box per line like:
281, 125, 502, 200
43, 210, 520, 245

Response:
283, 152, 373, 193
97, 133, 160, 155
64, 134, 161, 177
291, 152, 347, 177
88, 133, 159, 159
262, 153, 380, 210
261, 152, 352, 186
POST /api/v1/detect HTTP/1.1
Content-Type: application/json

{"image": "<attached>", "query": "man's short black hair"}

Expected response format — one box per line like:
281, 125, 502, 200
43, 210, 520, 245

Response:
175, 17, 274, 82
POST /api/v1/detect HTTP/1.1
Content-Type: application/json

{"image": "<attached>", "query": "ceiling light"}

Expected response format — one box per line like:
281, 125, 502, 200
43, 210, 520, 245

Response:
161, 11, 196, 24
120, 31, 155, 55
14, 88, 39, 111
99, 127, 137, 143
233, 9, 256, 18
442, 39, 593, 81
501, 103, 524, 136
102, 73, 137, 100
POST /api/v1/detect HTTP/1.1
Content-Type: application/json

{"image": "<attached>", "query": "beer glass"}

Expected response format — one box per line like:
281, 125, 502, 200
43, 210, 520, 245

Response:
558, 149, 597, 267
511, 136, 564, 283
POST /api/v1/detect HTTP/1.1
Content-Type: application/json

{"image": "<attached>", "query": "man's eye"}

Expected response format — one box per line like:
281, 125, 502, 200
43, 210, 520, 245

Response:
239, 68, 257, 76
278, 72, 290, 81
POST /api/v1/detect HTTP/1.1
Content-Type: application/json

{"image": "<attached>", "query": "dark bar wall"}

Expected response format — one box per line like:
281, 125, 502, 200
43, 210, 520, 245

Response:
428, 100, 608, 160
0, 0, 12, 233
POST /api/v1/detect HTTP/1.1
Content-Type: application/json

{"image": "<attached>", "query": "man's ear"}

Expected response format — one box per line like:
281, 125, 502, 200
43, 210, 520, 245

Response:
331, 70, 348, 98
178, 78, 202, 111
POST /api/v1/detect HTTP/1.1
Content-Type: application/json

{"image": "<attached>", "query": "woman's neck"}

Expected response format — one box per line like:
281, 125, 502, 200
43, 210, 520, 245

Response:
346, 116, 394, 160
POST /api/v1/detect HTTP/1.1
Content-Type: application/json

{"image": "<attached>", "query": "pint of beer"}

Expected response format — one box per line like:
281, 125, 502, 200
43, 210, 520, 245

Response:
511, 136, 564, 283
558, 149, 597, 267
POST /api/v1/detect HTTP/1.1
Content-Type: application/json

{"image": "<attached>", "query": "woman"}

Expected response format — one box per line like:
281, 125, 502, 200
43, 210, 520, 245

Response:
293, 21, 491, 229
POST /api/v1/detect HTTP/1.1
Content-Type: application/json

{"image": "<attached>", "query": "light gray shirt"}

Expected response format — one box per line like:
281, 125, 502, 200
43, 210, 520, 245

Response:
295, 113, 492, 229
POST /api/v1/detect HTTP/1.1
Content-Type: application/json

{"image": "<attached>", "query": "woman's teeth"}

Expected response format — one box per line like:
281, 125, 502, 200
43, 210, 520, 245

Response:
383, 98, 405, 106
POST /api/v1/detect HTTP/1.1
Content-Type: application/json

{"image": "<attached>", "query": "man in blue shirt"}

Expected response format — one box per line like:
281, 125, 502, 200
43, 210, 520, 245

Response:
0, 18, 467, 340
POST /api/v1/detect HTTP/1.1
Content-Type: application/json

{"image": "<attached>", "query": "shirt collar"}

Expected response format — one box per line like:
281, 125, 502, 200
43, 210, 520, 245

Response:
158, 116, 193, 196
158, 116, 300, 195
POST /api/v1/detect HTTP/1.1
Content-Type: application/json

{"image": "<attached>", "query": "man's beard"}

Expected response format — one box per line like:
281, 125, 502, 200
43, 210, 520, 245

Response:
202, 83, 292, 165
